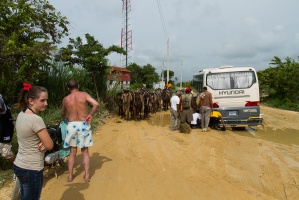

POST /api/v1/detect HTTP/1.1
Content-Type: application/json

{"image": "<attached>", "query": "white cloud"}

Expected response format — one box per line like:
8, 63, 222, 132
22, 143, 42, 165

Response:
51, 0, 299, 81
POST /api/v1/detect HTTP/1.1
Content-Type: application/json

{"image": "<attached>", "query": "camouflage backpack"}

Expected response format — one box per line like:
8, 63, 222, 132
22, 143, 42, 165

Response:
182, 94, 191, 109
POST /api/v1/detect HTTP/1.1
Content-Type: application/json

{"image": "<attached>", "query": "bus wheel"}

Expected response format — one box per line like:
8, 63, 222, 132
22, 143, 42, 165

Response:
235, 127, 246, 131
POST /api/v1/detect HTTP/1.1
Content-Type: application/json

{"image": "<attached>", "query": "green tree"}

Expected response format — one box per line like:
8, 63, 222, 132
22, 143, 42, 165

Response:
0, 0, 69, 100
126, 63, 160, 89
57, 33, 126, 101
258, 56, 299, 110
141, 64, 160, 88
162, 70, 175, 81
126, 63, 143, 84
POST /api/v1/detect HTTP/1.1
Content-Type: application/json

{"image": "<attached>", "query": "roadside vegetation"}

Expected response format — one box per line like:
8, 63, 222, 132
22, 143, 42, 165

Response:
258, 56, 299, 111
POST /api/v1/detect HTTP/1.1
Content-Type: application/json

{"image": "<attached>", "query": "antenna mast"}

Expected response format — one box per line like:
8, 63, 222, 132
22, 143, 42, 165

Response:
121, 0, 133, 68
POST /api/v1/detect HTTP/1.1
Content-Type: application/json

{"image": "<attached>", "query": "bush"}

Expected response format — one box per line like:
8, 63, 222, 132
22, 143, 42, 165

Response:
262, 97, 299, 112
129, 83, 144, 90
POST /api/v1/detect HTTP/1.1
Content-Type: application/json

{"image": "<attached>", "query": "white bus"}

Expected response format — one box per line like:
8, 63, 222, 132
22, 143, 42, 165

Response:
192, 66, 263, 126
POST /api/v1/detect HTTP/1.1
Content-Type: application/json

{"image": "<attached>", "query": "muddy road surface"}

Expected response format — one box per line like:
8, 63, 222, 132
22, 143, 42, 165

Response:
1, 105, 299, 200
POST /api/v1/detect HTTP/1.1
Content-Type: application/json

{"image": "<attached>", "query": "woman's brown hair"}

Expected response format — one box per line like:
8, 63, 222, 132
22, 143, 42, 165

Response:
15, 85, 48, 111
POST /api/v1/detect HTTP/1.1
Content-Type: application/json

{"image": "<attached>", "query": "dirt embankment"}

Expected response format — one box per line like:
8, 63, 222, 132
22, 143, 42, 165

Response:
1, 105, 299, 200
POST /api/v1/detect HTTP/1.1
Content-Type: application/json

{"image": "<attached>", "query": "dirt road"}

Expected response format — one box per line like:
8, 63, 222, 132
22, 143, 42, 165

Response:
2, 105, 299, 200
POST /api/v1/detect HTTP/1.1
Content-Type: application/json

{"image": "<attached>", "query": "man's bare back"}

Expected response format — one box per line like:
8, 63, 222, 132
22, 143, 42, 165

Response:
62, 90, 99, 123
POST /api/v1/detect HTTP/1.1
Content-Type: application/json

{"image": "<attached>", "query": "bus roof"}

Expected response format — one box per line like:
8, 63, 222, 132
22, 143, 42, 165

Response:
194, 66, 256, 76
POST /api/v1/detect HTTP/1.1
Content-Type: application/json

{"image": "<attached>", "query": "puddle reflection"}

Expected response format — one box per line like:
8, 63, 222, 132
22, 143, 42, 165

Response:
148, 113, 299, 146
147, 113, 170, 127
233, 127, 299, 146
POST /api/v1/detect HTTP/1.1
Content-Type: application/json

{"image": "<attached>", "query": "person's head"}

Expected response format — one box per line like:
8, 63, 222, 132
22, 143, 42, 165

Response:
16, 83, 48, 113
185, 87, 191, 94
176, 91, 181, 97
67, 80, 79, 90
203, 86, 207, 91
66, 80, 79, 90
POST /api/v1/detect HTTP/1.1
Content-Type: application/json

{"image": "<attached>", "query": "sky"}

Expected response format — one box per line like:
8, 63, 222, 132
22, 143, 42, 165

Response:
50, 0, 299, 82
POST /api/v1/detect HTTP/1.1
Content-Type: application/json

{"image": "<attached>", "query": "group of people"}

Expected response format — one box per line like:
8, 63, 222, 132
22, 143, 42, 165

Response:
170, 86, 225, 132
0, 80, 99, 200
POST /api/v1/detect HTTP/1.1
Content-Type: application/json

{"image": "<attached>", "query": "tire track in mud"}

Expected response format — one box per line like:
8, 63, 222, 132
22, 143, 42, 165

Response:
260, 142, 299, 200
95, 118, 199, 199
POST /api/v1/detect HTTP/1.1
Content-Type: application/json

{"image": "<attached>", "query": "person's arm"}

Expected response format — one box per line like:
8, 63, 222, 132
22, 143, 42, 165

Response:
176, 103, 180, 114
196, 95, 200, 107
37, 128, 54, 150
217, 112, 225, 128
86, 94, 99, 116
85, 94, 100, 124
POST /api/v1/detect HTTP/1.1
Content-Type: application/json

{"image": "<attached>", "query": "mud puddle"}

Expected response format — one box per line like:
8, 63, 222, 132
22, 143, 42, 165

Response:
233, 127, 299, 146
148, 113, 299, 146
147, 113, 170, 127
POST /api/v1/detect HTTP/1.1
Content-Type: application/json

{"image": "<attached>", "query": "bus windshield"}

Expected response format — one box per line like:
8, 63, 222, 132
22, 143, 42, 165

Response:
206, 71, 256, 90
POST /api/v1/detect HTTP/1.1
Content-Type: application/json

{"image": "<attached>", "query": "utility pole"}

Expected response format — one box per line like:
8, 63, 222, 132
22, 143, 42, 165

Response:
180, 58, 183, 89
166, 39, 169, 84
161, 61, 164, 82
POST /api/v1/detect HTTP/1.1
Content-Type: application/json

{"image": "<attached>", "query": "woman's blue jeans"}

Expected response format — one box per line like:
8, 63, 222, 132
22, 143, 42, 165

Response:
13, 164, 44, 200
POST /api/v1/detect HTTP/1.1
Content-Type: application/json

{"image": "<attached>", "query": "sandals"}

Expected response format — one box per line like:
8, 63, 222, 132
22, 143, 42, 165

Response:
67, 174, 90, 182
84, 175, 90, 183
67, 175, 74, 182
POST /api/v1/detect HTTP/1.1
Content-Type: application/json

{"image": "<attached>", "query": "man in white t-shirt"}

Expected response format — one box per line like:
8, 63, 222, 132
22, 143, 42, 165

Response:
191, 112, 201, 129
170, 91, 181, 130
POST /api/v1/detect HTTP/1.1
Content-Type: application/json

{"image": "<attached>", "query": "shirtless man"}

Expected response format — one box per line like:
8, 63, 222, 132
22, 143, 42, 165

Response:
62, 80, 99, 182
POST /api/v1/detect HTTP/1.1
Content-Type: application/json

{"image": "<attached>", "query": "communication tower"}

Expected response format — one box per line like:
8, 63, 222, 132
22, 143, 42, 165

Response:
121, 0, 133, 68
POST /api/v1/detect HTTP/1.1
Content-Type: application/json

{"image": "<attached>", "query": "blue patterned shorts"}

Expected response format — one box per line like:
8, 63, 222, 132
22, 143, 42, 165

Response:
63, 121, 93, 148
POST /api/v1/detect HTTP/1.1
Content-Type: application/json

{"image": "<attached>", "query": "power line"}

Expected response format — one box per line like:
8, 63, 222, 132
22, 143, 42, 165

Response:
156, 0, 169, 40
156, 0, 170, 83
